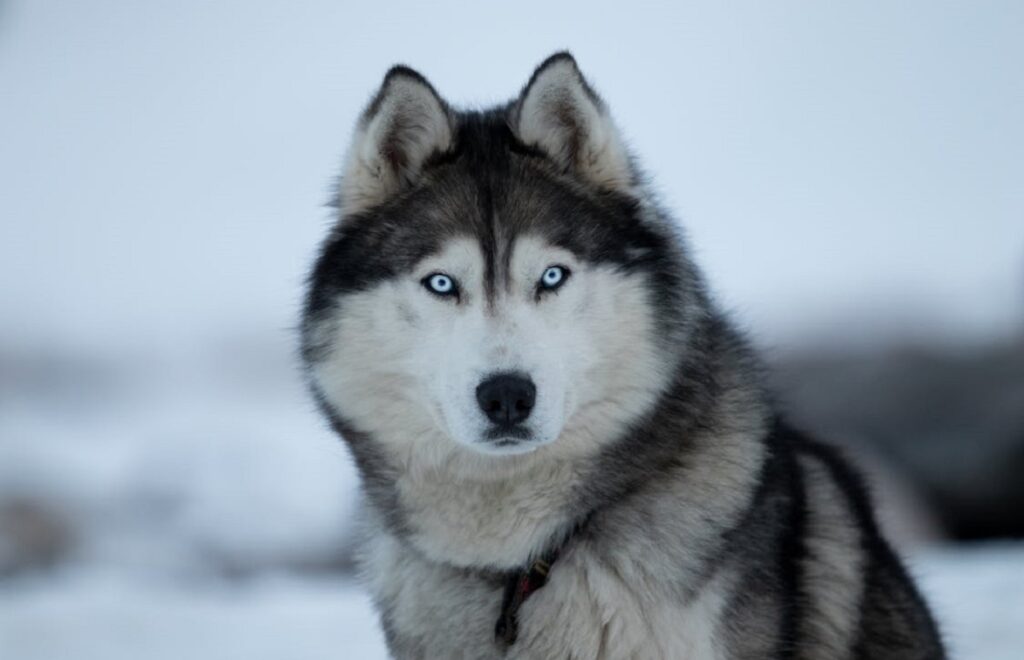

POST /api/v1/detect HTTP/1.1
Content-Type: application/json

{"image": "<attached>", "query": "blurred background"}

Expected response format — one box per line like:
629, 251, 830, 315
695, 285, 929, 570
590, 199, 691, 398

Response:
1, 1, 1022, 658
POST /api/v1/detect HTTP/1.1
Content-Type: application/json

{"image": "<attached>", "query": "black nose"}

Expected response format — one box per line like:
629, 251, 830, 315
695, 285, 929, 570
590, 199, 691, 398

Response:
476, 374, 536, 426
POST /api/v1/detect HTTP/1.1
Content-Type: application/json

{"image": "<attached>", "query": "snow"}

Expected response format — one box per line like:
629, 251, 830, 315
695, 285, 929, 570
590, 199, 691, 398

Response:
0, 546, 1022, 659
0, 572, 387, 660
916, 545, 1024, 660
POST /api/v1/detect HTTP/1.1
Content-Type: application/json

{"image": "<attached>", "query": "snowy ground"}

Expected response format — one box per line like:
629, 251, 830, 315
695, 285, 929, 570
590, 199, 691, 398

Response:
0, 571, 387, 660
0, 545, 1022, 660
918, 545, 1024, 659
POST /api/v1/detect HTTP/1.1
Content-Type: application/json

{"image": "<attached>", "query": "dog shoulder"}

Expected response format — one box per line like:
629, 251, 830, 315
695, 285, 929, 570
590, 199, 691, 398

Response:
788, 428, 946, 658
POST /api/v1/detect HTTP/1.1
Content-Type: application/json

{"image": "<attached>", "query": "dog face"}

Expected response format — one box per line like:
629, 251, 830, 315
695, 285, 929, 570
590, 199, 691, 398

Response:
303, 55, 686, 470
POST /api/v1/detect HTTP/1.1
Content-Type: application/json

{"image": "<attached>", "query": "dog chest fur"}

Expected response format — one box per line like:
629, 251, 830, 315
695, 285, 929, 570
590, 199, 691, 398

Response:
363, 527, 733, 660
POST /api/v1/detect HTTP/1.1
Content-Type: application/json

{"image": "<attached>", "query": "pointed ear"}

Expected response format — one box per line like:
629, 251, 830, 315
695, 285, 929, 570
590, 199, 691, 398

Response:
339, 66, 454, 215
512, 53, 634, 193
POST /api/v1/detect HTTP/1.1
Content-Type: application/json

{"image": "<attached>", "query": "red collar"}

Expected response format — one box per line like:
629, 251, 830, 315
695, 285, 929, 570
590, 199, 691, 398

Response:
494, 549, 560, 647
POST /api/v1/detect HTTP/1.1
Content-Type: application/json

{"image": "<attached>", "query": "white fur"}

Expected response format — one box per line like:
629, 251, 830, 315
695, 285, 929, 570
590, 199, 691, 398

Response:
512, 549, 731, 660
312, 234, 675, 568
362, 512, 736, 660
333, 273, 767, 655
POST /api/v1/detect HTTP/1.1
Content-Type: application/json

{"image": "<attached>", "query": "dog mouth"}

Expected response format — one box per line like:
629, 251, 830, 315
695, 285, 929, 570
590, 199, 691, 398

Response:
485, 424, 532, 442
480, 424, 537, 452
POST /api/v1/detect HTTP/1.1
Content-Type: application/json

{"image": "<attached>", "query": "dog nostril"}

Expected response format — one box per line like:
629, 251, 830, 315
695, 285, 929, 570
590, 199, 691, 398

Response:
476, 373, 536, 426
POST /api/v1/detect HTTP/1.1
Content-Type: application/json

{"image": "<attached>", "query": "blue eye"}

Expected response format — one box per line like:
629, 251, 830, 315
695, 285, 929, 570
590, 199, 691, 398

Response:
423, 273, 458, 297
539, 265, 569, 291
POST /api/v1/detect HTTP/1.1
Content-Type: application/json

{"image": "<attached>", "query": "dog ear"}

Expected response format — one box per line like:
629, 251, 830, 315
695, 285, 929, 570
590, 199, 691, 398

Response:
339, 66, 454, 216
512, 53, 634, 193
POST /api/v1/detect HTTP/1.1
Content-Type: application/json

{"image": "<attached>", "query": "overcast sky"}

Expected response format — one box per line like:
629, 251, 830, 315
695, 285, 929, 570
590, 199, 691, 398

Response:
1, 1, 1022, 351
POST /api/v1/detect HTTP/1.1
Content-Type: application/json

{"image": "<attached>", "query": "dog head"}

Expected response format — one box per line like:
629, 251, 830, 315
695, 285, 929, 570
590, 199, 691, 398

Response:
303, 54, 693, 472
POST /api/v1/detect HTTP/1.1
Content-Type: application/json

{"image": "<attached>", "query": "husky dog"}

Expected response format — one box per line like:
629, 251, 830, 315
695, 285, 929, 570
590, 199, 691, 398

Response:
301, 53, 945, 659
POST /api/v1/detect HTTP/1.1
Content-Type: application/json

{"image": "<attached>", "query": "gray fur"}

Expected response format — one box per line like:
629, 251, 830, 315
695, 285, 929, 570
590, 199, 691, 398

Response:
301, 52, 945, 659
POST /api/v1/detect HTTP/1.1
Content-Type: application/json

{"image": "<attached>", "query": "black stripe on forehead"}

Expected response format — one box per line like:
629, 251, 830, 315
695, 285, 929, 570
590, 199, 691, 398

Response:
476, 171, 498, 302
450, 110, 525, 303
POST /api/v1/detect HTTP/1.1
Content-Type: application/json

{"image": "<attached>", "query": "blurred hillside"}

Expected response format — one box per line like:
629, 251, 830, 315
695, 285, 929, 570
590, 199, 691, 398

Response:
774, 337, 1024, 542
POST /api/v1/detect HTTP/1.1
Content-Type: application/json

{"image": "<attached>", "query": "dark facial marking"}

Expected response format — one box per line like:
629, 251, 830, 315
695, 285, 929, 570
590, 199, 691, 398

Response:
303, 106, 688, 361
